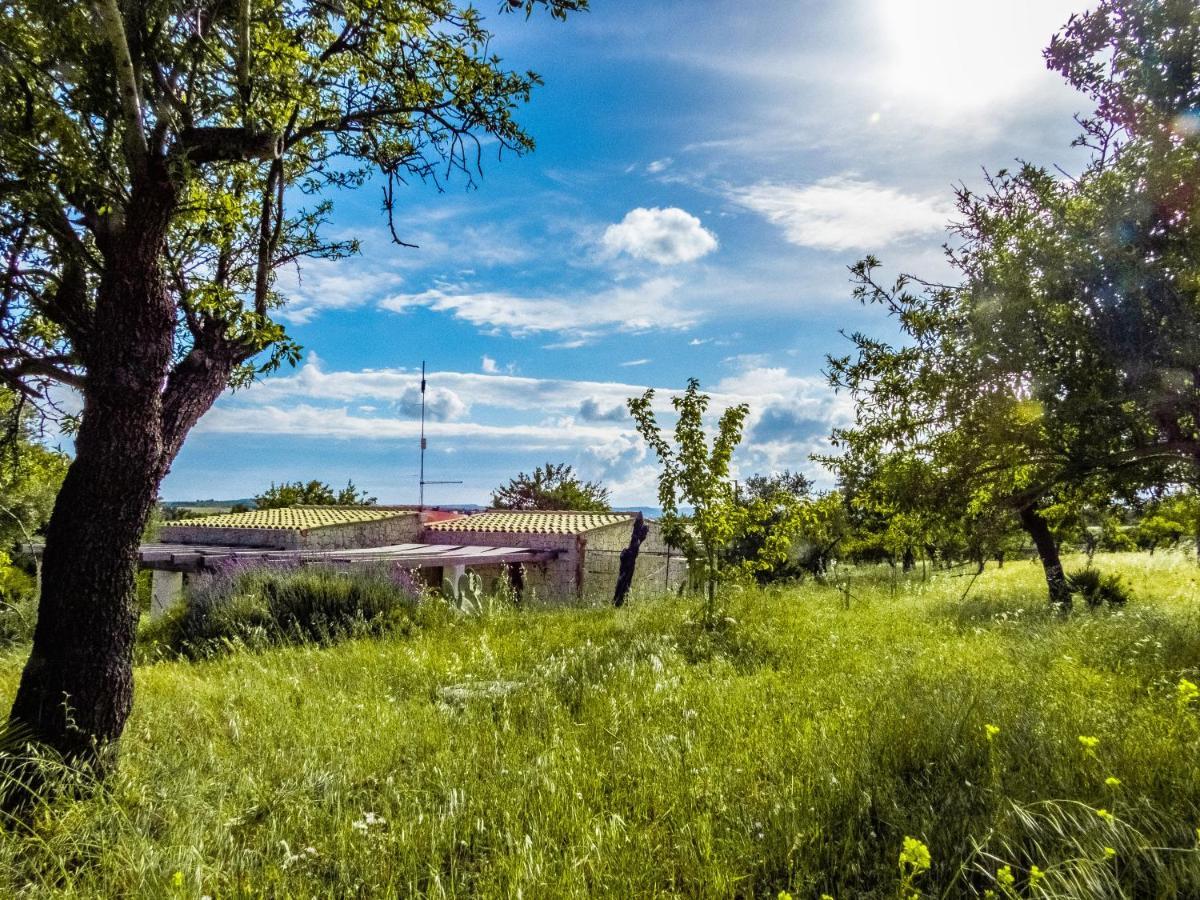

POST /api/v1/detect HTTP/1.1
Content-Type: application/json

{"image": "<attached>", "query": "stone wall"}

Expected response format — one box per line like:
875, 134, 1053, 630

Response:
577, 519, 689, 604
160, 514, 422, 551
422, 529, 580, 602
423, 519, 688, 605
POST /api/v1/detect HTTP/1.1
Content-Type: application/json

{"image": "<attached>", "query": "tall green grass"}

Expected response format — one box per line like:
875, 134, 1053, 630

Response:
140, 563, 425, 658
0, 551, 1195, 897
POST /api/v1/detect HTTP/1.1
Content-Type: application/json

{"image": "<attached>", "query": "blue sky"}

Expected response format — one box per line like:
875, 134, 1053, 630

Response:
163, 0, 1093, 506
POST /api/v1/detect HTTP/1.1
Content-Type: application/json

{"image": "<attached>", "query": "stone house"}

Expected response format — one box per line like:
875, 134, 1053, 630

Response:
151, 505, 688, 608
424, 510, 687, 604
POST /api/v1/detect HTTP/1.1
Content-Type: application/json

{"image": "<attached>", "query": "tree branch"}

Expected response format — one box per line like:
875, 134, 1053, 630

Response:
91, 0, 147, 163
176, 127, 281, 164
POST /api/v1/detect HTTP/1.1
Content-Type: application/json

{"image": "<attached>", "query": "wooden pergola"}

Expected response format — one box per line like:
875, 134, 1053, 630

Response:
138, 541, 558, 573
134, 541, 560, 616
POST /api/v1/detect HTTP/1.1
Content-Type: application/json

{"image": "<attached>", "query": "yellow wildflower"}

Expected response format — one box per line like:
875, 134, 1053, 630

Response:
1078, 735, 1100, 750
1096, 808, 1113, 821
997, 865, 1015, 887
1105, 776, 1122, 788
1030, 865, 1044, 886
1178, 678, 1199, 707
899, 836, 931, 877
1104, 846, 1117, 859
984, 723, 1000, 741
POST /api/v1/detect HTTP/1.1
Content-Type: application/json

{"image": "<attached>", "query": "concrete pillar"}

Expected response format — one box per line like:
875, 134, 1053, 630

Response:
449, 564, 466, 593
150, 570, 185, 619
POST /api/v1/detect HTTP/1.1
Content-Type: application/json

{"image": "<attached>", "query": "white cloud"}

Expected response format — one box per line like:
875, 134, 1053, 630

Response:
481, 355, 499, 374
275, 255, 405, 324
730, 177, 951, 251
378, 276, 693, 337
199, 356, 856, 497
601, 207, 718, 265
199, 404, 624, 448
646, 157, 673, 174
874, 0, 1084, 121
578, 398, 629, 423
619, 358, 651, 367
397, 385, 467, 422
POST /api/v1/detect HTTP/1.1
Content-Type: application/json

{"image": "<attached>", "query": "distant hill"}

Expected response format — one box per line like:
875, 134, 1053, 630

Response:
613, 506, 693, 519
160, 498, 256, 510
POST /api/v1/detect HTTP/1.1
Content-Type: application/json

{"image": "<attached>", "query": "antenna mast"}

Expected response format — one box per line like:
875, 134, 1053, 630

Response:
419, 361, 426, 509
417, 360, 462, 509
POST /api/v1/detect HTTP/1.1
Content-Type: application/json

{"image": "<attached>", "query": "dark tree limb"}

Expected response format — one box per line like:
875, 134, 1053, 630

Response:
613, 513, 649, 608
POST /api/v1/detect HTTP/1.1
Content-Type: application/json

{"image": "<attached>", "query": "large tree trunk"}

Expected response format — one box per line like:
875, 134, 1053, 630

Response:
3, 168, 232, 805
3, 179, 177, 800
8, 398, 166, 770
1018, 505, 1072, 608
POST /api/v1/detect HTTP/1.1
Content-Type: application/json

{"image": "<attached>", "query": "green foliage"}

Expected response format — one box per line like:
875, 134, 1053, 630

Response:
824, 1, 1200, 603
254, 479, 376, 510
1067, 568, 1133, 609
0, 0, 589, 394
0, 392, 68, 550
490, 462, 611, 512
727, 471, 813, 583
440, 568, 518, 617
628, 379, 750, 622
0, 554, 1195, 895
143, 565, 419, 658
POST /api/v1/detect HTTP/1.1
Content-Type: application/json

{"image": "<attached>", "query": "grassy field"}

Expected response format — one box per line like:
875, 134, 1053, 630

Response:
0, 552, 1197, 897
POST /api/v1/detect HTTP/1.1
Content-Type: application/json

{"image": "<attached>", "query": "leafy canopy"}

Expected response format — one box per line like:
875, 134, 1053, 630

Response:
254, 479, 375, 510
825, 0, 1200, 594
490, 462, 611, 512
0, 0, 587, 405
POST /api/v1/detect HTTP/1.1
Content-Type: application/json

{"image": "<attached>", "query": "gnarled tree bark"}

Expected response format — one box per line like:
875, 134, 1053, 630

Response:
1018, 504, 1072, 608
3, 169, 235, 805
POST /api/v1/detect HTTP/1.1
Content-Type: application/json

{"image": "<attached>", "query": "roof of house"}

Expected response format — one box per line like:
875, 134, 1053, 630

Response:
167, 506, 416, 532
428, 510, 634, 535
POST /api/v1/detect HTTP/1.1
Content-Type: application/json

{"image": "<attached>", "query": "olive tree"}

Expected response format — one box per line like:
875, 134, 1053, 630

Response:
0, 0, 584, 792
827, 0, 1200, 606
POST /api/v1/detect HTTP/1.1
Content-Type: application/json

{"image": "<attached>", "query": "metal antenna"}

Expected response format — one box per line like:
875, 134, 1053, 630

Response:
417, 360, 461, 509
419, 361, 426, 509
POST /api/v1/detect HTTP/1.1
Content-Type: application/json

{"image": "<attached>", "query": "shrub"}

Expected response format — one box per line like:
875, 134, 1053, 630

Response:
143, 563, 422, 657
1067, 568, 1133, 609
0, 550, 37, 646
0, 594, 35, 647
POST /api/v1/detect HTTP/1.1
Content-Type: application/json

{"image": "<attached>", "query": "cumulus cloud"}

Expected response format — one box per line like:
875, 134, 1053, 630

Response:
730, 177, 951, 251
601, 207, 718, 265
751, 406, 833, 444
243, 354, 670, 417
200, 356, 856, 496
397, 385, 467, 422
578, 398, 630, 423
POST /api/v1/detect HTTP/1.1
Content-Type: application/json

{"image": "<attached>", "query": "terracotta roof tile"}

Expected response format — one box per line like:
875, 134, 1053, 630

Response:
175, 507, 415, 532
428, 511, 633, 535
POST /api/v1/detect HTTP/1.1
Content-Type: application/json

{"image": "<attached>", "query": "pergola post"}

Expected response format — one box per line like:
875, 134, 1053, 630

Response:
150, 570, 185, 619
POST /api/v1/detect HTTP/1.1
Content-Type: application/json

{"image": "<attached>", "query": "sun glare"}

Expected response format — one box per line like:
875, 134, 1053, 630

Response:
875, 0, 1083, 117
